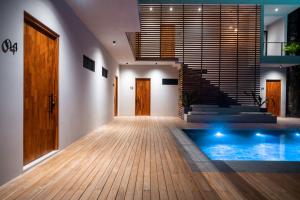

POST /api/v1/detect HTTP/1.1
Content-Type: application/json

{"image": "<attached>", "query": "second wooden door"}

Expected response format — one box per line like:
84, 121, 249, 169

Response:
266, 80, 281, 116
114, 77, 118, 116
135, 79, 151, 116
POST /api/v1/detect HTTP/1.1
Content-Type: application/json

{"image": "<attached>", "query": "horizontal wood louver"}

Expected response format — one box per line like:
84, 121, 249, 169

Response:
133, 4, 260, 106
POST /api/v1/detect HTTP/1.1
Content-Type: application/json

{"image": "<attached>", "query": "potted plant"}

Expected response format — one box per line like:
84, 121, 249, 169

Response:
284, 43, 300, 56
244, 91, 274, 112
182, 91, 196, 114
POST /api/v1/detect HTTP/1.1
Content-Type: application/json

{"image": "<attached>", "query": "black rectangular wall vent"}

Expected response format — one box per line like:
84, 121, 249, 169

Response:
102, 67, 108, 78
83, 55, 95, 72
162, 79, 178, 85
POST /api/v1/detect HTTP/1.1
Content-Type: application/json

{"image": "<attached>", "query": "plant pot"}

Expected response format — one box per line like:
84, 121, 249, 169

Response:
184, 106, 190, 114
260, 108, 268, 113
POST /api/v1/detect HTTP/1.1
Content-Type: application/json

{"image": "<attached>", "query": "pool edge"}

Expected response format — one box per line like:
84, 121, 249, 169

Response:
170, 128, 300, 173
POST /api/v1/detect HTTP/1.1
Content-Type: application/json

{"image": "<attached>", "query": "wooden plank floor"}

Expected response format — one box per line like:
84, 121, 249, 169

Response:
1, 117, 300, 200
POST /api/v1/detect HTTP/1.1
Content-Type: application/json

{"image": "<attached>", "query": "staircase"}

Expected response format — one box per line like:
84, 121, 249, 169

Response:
181, 65, 239, 106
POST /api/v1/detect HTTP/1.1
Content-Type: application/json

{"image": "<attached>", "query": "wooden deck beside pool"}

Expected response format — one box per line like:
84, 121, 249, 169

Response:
1, 117, 300, 200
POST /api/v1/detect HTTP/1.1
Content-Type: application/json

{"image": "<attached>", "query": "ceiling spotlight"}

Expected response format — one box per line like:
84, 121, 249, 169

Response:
149, 7, 153, 11
198, 7, 202, 12
113, 41, 116, 46
169, 7, 173, 11
275, 8, 279, 12
234, 28, 238, 32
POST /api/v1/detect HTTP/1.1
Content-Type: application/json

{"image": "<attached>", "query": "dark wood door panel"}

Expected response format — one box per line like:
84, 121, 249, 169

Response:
160, 24, 175, 58
266, 80, 281, 116
135, 79, 151, 116
24, 13, 59, 165
114, 77, 118, 116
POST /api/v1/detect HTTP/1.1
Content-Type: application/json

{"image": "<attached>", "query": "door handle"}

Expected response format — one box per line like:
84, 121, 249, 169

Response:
49, 94, 56, 114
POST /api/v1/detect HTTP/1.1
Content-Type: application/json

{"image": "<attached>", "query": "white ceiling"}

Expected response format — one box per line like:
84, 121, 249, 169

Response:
65, 0, 140, 64
264, 5, 299, 26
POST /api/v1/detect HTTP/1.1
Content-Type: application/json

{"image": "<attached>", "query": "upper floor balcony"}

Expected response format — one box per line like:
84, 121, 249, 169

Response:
264, 42, 300, 56
262, 5, 300, 64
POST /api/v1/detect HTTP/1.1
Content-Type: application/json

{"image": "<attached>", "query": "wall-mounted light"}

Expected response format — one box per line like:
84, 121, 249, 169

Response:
169, 7, 173, 11
275, 8, 279, 12
113, 41, 116, 46
149, 7, 153, 11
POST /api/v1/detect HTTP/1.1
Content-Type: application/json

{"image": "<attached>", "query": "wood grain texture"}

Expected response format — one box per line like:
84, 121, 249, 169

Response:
24, 13, 59, 165
266, 80, 281, 116
135, 79, 151, 116
2, 117, 300, 199
1, 117, 300, 200
160, 24, 175, 58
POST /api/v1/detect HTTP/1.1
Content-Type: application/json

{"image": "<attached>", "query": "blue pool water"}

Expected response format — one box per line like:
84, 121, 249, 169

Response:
184, 129, 300, 161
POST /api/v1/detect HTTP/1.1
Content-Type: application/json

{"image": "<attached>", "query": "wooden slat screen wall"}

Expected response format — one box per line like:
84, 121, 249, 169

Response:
135, 4, 260, 106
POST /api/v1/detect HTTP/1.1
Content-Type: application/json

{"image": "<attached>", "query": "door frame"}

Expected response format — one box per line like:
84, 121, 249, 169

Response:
114, 76, 118, 116
135, 78, 151, 116
23, 12, 59, 165
266, 79, 281, 116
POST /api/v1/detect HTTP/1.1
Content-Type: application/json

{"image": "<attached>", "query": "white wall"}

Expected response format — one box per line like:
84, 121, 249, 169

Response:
260, 67, 287, 117
266, 18, 286, 56
119, 65, 178, 116
0, 0, 118, 185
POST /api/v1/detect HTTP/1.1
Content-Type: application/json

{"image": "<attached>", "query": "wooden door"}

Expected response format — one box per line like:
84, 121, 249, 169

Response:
24, 13, 59, 165
135, 79, 151, 116
266, 80, 281, 116
160, 24, 175, 58
114, 77, 118, 116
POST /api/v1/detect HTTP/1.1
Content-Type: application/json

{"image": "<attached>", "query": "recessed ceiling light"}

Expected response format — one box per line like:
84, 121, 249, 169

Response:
149, 7, 153, 11
169, 7, 173, 11
275, 8, 279, 12
198, 7, 202, 12
113, 41, 116, 46
234, 28, 238, 32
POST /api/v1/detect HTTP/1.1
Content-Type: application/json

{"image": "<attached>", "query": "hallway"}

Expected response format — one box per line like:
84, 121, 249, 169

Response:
0, 117, 300, 200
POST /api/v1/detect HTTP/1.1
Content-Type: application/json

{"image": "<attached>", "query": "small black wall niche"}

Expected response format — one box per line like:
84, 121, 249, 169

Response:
102, 67, 108, 78
162, 79, 178, 85
83, 55, 95, 72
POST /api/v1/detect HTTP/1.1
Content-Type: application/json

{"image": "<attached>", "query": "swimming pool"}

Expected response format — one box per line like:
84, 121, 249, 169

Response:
184, 129, 300, 161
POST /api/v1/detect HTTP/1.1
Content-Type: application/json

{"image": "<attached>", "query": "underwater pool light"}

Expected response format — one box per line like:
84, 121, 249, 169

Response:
256, 133, 262, 136
215, 132, 224, 137
296, 133, 300, 137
